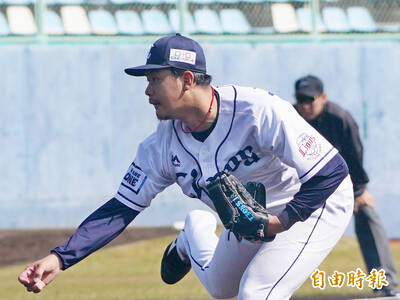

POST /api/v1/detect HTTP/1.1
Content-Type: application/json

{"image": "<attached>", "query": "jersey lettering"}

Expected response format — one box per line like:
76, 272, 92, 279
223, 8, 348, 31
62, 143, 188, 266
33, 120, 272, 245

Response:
124, 172, 139, 186
206, 145, 260, 182
191, 169, 202, 199
223, 145, 260, 172
176, 172, 187, 179
176, 146, 260, 199
124, 169, 143, 186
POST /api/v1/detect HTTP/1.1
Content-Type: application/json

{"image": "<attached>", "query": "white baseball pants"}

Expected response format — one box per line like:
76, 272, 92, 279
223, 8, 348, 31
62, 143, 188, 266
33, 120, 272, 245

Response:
177, 176, 354, 300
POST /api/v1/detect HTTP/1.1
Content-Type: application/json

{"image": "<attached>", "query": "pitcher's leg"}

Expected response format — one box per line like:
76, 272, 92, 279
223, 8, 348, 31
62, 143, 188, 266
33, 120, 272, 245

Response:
239, 177, 354, 300
179, 210, 261, 299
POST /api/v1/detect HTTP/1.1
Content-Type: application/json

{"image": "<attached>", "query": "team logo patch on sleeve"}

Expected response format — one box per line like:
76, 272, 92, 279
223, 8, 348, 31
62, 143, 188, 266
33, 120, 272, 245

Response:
123, 163, 147, 194
296, 133, 321, 160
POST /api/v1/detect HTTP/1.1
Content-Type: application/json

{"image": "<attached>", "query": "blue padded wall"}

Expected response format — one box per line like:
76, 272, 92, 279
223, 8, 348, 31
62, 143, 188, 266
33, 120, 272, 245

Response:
1, 42, 399, 237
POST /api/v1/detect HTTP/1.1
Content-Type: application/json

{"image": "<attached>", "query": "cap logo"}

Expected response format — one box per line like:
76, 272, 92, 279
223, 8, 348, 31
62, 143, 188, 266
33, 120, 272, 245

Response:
147, 44, 154, 60
169, 48, 196, 65
298, 80, 309, 88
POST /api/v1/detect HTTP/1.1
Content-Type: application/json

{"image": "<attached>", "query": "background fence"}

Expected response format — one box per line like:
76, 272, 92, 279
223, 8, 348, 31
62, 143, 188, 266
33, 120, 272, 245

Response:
0, 0, 399, 41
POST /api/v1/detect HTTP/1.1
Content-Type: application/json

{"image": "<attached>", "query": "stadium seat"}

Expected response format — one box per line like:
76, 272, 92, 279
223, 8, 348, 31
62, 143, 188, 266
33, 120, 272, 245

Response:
215, 0, 239, 4
267, 0, 303, 2
45, 0, 84, 5
86, 0, 109, 5
0, 12, 10, 35
219, 8, 251, 34
168, 9, 197, 34
6, 6, 37, 34
2, 0, 33, 5
88, 10, 118, 35
193, 9, 223, 34
44, 10, 64, 34
251, 26, 275, 34
141, 9, 172, 35
115, 10, 144, 35
296, 7, 325, 32
271, 3, 299, 33
240, 0, 268, 3
188, 0, 214, 5
134, 0, 174, 4
379, 23, 400, 33
322, 7, 351, 32
109, 0, 135, 4
346, 6, 377, 32
60, 5, 91, 34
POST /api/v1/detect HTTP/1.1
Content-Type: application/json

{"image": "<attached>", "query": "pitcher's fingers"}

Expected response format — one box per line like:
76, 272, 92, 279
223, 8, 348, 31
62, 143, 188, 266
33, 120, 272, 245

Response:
31, 262, 47, 283
18, 267, 34, 285
33, 280, 46, 293
26, 280, 46, 293
18, 271, 30, 285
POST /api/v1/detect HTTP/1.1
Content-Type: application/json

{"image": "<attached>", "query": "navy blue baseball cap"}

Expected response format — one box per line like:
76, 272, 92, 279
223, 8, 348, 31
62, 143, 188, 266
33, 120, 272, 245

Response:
125, 34, 207, 77
295, 75, 324, 98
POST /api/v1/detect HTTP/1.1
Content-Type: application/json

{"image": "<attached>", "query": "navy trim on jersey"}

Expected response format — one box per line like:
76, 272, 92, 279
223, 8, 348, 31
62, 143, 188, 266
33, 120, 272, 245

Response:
265, 202, 326, 299
172, 121, 210, 198
132, 161, 142, 170
117, 191, 147, 208
181, 229, 210, 271
299, 147, 335, 180
214, 85, 237, 174
120, 179, 147, 195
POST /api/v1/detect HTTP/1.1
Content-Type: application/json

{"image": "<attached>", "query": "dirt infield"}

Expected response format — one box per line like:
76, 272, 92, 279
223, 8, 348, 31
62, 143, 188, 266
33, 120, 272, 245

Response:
0, 227, 178, 267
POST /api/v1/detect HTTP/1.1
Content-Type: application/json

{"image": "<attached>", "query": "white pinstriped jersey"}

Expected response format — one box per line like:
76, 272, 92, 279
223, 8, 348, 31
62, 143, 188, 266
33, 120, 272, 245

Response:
115, 85, 338, 213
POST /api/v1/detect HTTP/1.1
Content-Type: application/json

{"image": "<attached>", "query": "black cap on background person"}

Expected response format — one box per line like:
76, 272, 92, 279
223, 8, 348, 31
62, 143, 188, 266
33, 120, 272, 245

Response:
295, 75, 324, 101
294, 75, 327, 121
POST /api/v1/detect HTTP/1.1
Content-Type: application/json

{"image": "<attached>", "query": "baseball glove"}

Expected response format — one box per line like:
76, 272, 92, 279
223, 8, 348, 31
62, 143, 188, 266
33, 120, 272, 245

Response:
206, 173, 275, 243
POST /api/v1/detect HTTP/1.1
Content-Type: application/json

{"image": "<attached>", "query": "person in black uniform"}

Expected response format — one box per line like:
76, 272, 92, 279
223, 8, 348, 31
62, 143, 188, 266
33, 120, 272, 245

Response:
294, 75, 399, 297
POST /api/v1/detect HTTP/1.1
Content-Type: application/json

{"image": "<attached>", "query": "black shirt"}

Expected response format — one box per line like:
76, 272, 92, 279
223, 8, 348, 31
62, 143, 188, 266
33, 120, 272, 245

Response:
295, 101, 369, 196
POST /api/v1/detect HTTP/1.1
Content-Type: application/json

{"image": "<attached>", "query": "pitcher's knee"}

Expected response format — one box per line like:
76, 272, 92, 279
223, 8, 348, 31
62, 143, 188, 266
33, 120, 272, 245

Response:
238, 283, 254, 300
207, 284, 237, 299
239, 279, 270, 300
239, 284, 290, 300
185, 210, 217, 231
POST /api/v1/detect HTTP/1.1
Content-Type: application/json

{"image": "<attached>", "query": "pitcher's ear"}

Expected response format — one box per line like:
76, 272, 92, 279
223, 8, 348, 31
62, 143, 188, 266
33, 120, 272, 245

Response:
182, 70, 194, 91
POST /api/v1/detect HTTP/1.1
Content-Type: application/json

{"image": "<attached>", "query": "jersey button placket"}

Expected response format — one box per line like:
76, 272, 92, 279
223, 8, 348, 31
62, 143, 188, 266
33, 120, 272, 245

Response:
198, 145, 216, 183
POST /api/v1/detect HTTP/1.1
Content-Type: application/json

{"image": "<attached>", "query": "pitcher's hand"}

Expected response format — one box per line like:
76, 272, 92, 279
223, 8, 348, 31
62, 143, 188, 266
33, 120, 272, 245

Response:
18, 253, 62, 293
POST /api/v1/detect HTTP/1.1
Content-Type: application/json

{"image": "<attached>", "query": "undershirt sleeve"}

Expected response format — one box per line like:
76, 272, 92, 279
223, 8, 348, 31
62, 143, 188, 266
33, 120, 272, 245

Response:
277, 153, 349, 229
51, 198, 139, 270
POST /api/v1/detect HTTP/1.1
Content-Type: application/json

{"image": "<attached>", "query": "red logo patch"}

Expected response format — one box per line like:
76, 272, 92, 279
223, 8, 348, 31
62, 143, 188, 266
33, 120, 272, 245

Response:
296, 133, 321, 160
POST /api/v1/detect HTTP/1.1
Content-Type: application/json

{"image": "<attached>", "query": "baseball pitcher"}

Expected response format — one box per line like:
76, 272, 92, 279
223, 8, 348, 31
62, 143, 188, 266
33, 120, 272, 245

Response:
19, 34, 354, 300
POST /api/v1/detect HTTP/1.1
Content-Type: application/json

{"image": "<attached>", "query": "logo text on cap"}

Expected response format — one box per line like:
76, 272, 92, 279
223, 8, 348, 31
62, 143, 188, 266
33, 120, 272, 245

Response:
169, 48, 196, 65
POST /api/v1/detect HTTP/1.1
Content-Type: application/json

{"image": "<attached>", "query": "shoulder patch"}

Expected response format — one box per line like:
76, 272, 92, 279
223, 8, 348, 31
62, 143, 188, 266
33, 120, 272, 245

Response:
296, 133, 322, 160
123, 163, 147, 194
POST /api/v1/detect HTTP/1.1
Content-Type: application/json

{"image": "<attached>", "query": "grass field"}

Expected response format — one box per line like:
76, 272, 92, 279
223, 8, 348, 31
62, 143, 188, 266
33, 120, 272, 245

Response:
1, 235, 399, 300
